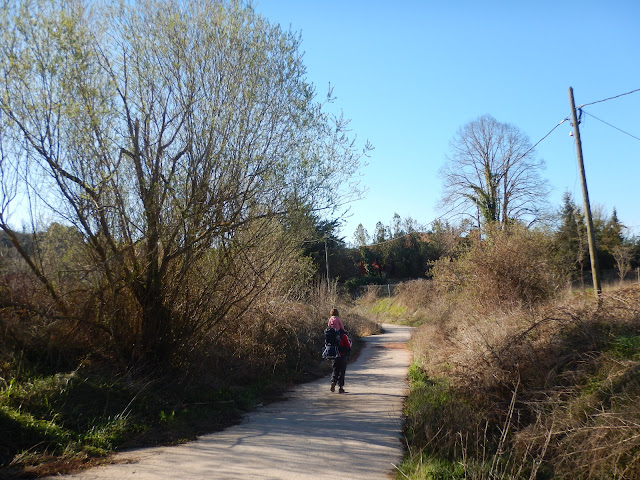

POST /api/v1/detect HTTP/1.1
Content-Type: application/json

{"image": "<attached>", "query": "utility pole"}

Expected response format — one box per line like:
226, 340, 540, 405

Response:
569, 86, 601, 297
324, 236, 330, 290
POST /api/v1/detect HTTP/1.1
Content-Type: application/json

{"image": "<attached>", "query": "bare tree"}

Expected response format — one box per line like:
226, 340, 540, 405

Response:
401, 216, 424, 235
0, 0, 369, 361
613, 244, 633, 282
439, 115, 549, 228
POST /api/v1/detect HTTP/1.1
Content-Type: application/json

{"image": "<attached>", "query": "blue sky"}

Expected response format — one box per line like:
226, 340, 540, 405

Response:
255, 1, 640, 244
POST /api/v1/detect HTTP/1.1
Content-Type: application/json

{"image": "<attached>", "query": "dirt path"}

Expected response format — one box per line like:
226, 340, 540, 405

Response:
49, 324, 413, 480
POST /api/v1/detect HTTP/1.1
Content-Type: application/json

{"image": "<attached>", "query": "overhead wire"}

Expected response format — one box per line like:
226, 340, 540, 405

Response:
579, 110, 640, 142
450, 87, 640, 225
518, 117, 569, 160
410, 115, 571, 231
578, 87, 640, 108
358, 231, 425, 248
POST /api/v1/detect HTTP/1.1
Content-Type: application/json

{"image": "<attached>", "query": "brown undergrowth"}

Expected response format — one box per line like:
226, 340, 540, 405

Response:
1, 278, 379, 477
402, 279, 640, 479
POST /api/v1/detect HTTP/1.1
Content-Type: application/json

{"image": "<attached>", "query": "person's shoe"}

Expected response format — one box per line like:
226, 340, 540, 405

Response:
330, 382, 335, 392
338, 387, 345, 394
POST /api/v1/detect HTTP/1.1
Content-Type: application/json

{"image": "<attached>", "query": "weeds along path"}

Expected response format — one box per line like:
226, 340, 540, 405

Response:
49, 324, 413, 480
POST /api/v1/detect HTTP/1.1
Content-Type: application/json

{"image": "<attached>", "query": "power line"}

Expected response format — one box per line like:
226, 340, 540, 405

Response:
361, 231, 426, 248
503, 88, 640, 161
301, 236, 347, 246
578, 87, 640, 108
519, 117, 569, 160
580, 110, 640, 142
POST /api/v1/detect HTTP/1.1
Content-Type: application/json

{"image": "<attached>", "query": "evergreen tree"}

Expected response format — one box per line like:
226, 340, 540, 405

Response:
554, 192, 580, 281
391, 213, 404, 238
554, 193, 590, 286
599, 208, 625, 270
601, 208, 624, 252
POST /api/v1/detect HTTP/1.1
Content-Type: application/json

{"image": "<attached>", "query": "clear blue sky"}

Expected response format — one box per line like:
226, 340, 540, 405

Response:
255, 0, 640, 244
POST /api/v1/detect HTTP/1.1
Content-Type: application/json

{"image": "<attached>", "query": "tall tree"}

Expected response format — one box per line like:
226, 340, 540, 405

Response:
391, 213, 403, 238
553, 193, 592, 286
373, 221, 387, 244
599, 208, 626, 272
300, 215, 356, 282
353, 223, 369, 247
439, 115, 549, 228
601, 208, 625, 253
0, 0, 368, 361
555, 192, 581, 281
402, 216, 423, 235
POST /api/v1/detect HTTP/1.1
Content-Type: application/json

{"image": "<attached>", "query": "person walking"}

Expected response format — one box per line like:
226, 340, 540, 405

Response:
327, 308, 351, 393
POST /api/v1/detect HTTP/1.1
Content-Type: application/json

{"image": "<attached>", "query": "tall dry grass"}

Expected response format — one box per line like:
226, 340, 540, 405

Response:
404, 274, 640, 478
1, 266, 380, 474
195, 279, 379, 385
391, 225, 640, 478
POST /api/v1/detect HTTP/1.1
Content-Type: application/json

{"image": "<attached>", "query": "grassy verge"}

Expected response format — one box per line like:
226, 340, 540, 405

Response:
398, 364, 489, 480
354, 280, 439, 326
398, 363, 534, 480
359, 280, 640, 479
370, 298, 408, 321
0, 364, 318, 478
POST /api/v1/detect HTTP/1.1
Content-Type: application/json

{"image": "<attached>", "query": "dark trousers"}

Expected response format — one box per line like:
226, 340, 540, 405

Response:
331, 355, 348, 387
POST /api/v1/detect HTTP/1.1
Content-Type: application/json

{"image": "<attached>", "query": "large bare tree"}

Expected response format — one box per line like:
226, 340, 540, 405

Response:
439, 115, 549, 228
0, 0, 368, 361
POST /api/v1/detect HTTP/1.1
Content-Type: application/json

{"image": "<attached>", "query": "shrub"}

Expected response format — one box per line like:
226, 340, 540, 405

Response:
430, 224, 557, 312
406, 282, 640, 479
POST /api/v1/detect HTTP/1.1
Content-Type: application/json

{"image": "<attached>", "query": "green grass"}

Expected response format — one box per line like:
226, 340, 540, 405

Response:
401, 365, 457, 473
405, 363, 452, 414
363, 295, 431, 327
396, 453, 466, 480
399, 364, 517, 480
371, 298, 407, 318
608, 334, 640, 360
0, 368, 273, 476
0, 313, 356, 477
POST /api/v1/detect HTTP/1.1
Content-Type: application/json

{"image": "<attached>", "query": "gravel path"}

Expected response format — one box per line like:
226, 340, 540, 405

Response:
49, 324, 413, 480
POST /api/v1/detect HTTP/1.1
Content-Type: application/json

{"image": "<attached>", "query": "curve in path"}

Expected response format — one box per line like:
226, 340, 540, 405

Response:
50, 324, 413, 480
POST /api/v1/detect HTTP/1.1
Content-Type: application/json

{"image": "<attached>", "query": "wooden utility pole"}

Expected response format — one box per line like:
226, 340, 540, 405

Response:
569, 86, 601, 297
324, 236, 330, 290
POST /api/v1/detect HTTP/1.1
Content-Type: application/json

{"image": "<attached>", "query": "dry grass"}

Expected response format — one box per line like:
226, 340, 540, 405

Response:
403, 275, 640, 479
352, 228, 640, 478
0, 267, 380, 475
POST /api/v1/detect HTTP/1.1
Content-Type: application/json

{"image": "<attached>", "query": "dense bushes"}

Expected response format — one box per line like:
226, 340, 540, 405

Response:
395, 267, 640, 478
346, 222, 640, 478
429, 224, 558, 311
0, 259, 379, 475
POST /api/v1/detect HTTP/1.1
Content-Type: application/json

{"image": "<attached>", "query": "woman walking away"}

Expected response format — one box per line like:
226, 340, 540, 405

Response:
330, 327, 352, 394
